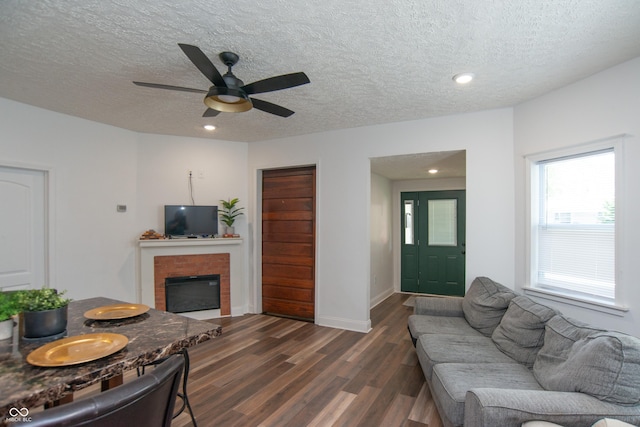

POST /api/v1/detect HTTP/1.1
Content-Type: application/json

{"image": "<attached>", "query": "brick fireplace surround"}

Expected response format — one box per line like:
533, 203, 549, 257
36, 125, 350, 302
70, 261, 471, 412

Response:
138, 238, 244, 319
154, 253, 230, 315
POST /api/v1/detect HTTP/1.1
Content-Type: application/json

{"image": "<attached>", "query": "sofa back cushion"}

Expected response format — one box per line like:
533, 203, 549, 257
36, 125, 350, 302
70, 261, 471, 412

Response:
491, 296, 558, 367
534, 315, 640, 405
462, 277, 517, 336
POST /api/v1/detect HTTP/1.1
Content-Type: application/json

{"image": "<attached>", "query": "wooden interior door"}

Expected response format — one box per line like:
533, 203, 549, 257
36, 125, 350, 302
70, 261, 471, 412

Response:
261, 166, 316, 320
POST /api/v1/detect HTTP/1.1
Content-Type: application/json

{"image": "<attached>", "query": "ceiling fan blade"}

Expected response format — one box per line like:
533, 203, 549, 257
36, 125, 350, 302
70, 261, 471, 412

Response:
178, 43, 227, 88
202, 108, 220, 117
133, 81, 207, 94
242, 72, 310, 95
250, 98, 295, 117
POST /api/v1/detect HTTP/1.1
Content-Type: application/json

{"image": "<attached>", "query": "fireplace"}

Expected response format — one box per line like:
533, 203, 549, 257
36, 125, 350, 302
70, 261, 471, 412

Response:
152, 252, 231, 315
165, 274, 220, 313
139, 238, 243, 318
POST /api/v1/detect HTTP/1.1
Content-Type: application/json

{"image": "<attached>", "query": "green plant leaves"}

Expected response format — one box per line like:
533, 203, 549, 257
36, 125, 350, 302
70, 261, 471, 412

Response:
13, 288, 71, 312
219, 198, 245, 227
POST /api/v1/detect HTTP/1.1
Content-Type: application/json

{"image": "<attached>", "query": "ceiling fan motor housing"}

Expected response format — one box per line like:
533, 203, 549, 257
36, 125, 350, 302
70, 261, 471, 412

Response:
223, 73, 244, 89
134, 44, 309, 117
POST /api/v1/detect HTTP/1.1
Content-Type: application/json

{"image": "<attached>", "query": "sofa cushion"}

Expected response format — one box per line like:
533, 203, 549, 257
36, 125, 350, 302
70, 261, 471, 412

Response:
534, 315, 604, 387
416, 333, 517, 380
534, 315, 604, 363
535, 328, 640, 405
491, 296, 558, 367
461, 277, 518, 336
408, 314, 483, 342
414, 295, 464, 317
534, 315, 640, 405
432, 363, 543, 427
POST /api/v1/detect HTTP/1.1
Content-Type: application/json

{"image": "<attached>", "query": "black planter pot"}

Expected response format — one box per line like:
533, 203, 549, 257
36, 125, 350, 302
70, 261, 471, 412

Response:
23, 305, 68, 339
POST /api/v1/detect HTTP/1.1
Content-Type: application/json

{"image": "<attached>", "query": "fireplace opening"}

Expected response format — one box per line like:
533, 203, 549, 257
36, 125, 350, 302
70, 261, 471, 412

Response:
165, 274, 220, 313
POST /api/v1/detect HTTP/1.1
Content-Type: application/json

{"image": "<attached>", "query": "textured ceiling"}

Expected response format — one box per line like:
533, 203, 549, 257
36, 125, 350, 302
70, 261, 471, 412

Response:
371, 151, 466, 181
1, 0, 639, 143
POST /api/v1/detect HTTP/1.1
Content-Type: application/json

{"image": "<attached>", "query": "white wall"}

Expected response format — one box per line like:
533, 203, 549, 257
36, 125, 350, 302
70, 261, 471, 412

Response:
249, 108, 515, 332
370, 172, 393, 307
514, 57, 640, 335
0, 98, 249, 306
135, 133, 249, 236
0, 98, 139, 301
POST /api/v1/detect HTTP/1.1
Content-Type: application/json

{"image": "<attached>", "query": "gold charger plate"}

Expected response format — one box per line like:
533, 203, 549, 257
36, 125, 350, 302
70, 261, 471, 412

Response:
84, 303, 150, 320
26, 333, 129, 367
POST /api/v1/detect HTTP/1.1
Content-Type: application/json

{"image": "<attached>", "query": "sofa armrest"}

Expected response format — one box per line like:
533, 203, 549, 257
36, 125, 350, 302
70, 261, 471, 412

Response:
464, 388, 640, 427
414, 296, 464, 317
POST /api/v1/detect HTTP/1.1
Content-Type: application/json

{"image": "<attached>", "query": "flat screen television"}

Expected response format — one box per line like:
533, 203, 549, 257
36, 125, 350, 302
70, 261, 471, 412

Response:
164, 205, 218, 237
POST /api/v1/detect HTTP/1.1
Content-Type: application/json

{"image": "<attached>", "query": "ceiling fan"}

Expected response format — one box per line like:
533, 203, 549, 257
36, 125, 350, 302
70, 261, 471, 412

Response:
133, 43, 310, 118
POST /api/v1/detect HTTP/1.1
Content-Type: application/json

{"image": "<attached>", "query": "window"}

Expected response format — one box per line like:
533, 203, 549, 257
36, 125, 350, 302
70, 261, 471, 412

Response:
428, 199, 457, 246
527, 137, 623, 307
404, 200, 414, 245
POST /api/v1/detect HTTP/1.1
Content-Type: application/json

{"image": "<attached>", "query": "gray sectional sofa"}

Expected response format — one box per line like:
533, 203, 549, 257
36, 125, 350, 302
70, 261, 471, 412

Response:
408, 277, 640, 427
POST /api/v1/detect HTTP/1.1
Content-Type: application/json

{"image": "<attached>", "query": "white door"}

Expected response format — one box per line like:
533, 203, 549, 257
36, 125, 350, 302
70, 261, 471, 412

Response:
0, 166, 46, 291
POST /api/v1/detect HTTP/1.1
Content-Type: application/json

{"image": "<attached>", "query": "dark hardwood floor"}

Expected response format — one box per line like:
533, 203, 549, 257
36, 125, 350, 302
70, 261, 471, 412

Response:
170, 293, 443, 427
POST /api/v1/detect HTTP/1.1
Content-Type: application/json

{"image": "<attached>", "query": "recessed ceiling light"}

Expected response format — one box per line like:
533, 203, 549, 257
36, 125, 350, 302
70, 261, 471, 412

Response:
204, 125, 216, 131
453, 73, 475, 84
428, 169, 438, 174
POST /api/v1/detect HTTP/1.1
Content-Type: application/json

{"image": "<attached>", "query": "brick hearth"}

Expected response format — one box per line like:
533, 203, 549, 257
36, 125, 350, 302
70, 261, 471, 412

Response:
154, 253, 230, 315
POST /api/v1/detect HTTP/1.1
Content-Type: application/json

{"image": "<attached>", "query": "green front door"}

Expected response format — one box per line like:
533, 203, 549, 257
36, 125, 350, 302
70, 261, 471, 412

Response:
401, 190, 466, 296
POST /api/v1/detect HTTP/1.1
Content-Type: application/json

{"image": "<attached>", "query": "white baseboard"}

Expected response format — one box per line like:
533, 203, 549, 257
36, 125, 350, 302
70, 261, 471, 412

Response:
178, 309, 220, 320
370, 288, 395, 309
231, 305, 247, 317
317, 315, 371, 333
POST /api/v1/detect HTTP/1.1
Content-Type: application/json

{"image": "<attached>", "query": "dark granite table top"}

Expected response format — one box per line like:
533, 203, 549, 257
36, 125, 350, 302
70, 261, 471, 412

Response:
0, 297, 221, 419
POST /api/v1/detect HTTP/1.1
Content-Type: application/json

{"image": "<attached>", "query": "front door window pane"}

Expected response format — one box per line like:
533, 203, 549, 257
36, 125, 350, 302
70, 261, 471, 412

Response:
404, 200, 414, 245
428, 199, 457, 246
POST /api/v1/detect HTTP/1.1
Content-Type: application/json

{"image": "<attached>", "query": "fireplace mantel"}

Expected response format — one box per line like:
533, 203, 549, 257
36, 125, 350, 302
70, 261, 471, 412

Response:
138, 238, 245, 319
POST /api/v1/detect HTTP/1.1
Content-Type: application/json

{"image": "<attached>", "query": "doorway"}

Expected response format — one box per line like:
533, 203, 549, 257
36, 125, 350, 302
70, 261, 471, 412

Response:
401, 190, 466, 296
261, 166, 316, 321
0, 165, 47, 292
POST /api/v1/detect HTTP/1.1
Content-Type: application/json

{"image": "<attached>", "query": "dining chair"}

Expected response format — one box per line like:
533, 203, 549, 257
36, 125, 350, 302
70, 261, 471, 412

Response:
28, 354, 184, 427
137, 348, 198, 426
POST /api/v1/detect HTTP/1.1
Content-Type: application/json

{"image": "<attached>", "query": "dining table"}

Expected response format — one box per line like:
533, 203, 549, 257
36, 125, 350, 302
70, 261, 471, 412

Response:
0, 296, 222, 420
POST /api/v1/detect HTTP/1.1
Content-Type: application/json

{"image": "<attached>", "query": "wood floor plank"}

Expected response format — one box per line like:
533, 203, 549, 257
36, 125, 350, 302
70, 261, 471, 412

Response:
306, 390, 358, 427
408, 383, 443, 427
341, 325, 388, 362
332, 385, 382, 427
253, 357, 354, 427
168, 293, 443, 427
285, 327, 344, 364
380, 394, 417, 427
233, 351, 325, 414
281, 376, 350, 427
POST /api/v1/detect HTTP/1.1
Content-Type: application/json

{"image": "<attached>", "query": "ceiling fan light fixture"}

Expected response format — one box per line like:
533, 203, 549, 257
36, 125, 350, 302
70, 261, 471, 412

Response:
453, 72, 475, 84
204, 87, 252, 112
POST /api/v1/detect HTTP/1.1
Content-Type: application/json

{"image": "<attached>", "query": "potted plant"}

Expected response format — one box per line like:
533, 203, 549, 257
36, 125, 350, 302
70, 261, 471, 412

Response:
0, 292, 19, 340
14, 287, 71, 339
219, 198, 244, 235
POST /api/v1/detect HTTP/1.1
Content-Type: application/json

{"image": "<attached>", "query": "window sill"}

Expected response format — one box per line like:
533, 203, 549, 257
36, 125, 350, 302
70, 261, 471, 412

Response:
522, 286, 628, 317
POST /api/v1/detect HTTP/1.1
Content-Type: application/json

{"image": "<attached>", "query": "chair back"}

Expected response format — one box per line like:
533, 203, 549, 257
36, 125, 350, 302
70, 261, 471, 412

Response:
29, 354, 184, 427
